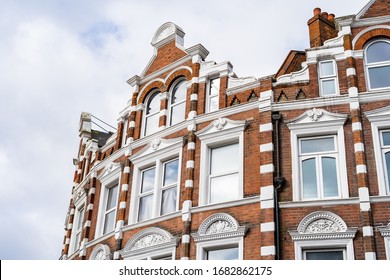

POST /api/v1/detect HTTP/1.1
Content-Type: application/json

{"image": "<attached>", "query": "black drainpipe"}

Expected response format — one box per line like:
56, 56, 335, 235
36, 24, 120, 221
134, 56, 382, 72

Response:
272, 112, 286, 260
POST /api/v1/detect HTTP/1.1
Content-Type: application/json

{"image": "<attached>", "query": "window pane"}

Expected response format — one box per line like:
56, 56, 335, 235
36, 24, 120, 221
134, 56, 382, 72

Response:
145, 113, 159, 136
207, 247, 238, 260
366, 41, 390, 63
305, 250, 344, 260
163, 159, 179, 186
151, 255, 173, 260
302, 158, 318, 199
208, 78, 220, 112
322, 157, 339, 197
211, 143, 239, 174
103, 209, 116, 234
76, 208, 84, 230
74, 232, 81, 250
301, 137, 335, 154
146, 92, 160, 114
386, 152, 390, 191
383, 132, 390, 146
106, 185, 118, 211
210, 173, 239, 203
141, 167, 155, 193
320, 61, 335, 76
321, 79, 336, 95
209, 96, 219, 112
170, 102, 186, 125
369, 66, 390, 89
209, 78, 220, 96
171, 81, 186, 104
138, 194, 153, 222
161, 187, 177, 215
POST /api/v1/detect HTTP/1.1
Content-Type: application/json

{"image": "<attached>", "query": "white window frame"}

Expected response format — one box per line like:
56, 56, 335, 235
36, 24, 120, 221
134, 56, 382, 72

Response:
296, 239, 353, 260
365, 106, 390, 196
129, 138, 183, 224
298, 135, 342, 200
318, 60, 339, 96
95, 162, 121, 238
191, 213, 246, 260
121, 118, 128, 147
196, 118, 246, 206
364, 39, 390, 91
206, 77, 220, 113
287, 108, 349, 201
142, 90, 161, 137
197, 237, 243, 260
302, 248, 346, 260
69, 203, 85, 255
136, 157, 181, 222
168, 79, 187, 126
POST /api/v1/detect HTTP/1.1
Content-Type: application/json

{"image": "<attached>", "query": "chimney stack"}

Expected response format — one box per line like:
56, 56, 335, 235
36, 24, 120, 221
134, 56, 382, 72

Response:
308, 8, 338, 48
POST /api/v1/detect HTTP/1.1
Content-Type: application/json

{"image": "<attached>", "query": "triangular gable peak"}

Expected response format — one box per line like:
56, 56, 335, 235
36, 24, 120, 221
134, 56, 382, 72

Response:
142, 22, 188, 77
356, 0, 390, 19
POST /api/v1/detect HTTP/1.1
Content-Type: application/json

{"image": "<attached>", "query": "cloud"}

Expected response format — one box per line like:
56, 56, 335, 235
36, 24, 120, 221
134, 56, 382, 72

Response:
0, 0, 369, 259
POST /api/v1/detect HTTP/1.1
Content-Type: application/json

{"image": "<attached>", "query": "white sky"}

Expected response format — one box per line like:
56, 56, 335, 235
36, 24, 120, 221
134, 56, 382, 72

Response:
0, 0, 369, 259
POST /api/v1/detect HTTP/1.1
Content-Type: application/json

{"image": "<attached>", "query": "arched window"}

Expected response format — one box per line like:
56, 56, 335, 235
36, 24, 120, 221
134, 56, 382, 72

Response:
169, 80, 187, 126
144, 91, 160, 136
365, 40, 390, 90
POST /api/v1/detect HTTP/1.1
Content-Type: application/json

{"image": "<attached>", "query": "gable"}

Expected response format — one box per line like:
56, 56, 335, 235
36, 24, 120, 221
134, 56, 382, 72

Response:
143, 40, 188, 76
357, 0, 390, 19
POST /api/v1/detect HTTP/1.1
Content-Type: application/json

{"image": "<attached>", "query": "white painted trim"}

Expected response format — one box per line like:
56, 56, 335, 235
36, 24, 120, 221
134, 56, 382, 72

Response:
358, 187, 370, 202
260, 123, 273, 132
187, 142, 195, 150
261, 200, 274, 209
260, 185, 274, 201
190, 94, 198, 101
346, 68, 356, 76
354, 143, 365, 153
356, 164, 367, 174
182, 234, 190, 243
260, 164, 274, 174
362, 226, 374, 237
352, 122, 362, 131
260, 143, 274, 152
261, 222, 275, 232
186, 160, 195, 169
261, 246, 275, 256
365, 252, 377, 260
185, 180, 193, 188
360, 202, 371, 211
121, 184, 128, 192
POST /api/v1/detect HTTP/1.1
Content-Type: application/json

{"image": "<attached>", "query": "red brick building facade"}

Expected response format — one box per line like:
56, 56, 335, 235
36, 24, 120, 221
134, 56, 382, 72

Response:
62, 0, 390, 260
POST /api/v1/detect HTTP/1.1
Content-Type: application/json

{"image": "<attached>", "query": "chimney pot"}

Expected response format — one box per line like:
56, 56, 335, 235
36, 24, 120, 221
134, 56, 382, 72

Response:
321, 12, 328, 18
313, 7, 321, 16
328, 13, 335, 22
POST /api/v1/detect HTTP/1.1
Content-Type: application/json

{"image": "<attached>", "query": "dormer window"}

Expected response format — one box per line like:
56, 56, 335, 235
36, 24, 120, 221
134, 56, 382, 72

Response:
318, 60, 338, 96
169, 80, 187, 126
365, 40, 390, 90
144, 91, 160, 136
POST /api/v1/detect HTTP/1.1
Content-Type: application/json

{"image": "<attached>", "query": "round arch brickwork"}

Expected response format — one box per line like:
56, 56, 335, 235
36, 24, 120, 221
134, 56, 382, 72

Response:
137, 80, 165, 105
354, 28, 390, 50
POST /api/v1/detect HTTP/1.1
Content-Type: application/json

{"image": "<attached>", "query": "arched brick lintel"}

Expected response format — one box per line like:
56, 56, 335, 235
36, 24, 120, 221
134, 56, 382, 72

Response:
354, 28, 390, 50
